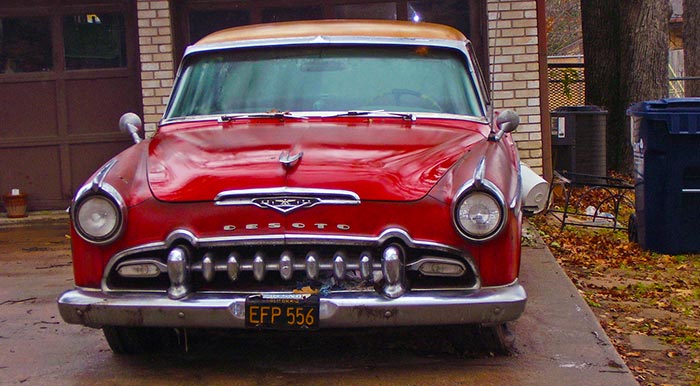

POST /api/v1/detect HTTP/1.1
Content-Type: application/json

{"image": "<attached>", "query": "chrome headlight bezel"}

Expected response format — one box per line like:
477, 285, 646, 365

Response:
71, 183, 126, 245
452, 179, 507, 242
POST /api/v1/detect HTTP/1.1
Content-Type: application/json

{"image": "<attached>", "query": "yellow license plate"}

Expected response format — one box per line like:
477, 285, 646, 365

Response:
245, 294, 319, 330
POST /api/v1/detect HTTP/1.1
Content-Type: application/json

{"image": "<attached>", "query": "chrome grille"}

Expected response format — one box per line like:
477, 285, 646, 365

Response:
105, 242, 478, 296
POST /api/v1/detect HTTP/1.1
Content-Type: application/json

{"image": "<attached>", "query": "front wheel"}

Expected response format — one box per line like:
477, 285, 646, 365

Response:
478, 323, 515, 355
451, 323, 515, 356
102, 326, 178, 355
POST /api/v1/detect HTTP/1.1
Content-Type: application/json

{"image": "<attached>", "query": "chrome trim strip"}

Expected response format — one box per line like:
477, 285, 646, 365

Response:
512, 162, 523, 211
682, 189, 700, 193
473, 156, 487, 186
58, 281, 526, 329
215, 187, 360, 203
91, 159, 118, 190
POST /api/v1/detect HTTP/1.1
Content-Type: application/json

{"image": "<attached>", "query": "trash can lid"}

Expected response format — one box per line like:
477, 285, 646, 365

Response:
553, 105, 607, 113
627, 98, 700, 134
628, 98, 700, 114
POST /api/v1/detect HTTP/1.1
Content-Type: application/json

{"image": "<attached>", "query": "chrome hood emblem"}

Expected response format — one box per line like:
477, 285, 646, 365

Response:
215, 187, 360, 214
251, 197, 320, 213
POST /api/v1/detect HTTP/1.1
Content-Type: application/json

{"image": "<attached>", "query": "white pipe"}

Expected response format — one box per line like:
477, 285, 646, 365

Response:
520, 163, 549, 215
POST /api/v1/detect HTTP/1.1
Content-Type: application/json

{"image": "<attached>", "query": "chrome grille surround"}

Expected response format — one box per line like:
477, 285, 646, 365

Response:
102, 228, 480, 297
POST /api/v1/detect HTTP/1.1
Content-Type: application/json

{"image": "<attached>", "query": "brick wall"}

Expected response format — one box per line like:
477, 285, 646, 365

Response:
136, 0, 174, 134
487, 0, 544, 174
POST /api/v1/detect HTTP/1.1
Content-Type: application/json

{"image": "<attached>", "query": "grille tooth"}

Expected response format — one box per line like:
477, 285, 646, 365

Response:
306, 252, 319, 280
253, 252, 266, 281
360, 253, 372, 280
280, 251, 294, 281
227, 252, 239, 281
202, 253, 215, 282
333, 252, 346, 279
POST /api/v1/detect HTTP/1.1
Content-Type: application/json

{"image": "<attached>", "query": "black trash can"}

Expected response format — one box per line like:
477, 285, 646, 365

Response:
627, 98, 700, 254
551, 105, 608, 178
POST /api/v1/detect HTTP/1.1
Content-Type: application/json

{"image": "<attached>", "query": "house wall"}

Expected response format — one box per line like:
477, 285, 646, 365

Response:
487, 0, 543, 174
137, 0, 175, 133
135, 0, 545, 174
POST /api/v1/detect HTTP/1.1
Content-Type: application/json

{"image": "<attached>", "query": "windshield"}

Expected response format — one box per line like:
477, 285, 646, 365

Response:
165, 45, 485, 120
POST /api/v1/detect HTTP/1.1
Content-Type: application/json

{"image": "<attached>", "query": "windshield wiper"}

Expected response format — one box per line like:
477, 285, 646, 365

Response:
218, 111, 308, 122
332, 110, 416, 122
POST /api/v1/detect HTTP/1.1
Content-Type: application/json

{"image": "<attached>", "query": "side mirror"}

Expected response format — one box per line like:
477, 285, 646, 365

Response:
492, 109, 520, 142
119, 112, 144, 144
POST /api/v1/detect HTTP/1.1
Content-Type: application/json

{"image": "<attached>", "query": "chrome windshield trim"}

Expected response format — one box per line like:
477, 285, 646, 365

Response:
184, 36, 468, 59
159, 111, 489, 127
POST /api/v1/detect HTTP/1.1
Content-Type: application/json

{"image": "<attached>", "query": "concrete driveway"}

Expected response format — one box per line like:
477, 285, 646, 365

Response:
0, 215, 638, 385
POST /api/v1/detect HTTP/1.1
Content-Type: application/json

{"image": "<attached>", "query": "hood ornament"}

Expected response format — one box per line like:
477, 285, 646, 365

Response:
279, 151, 303, 169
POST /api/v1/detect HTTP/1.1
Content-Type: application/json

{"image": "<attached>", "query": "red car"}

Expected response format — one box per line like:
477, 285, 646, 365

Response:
58, 20, 527, 355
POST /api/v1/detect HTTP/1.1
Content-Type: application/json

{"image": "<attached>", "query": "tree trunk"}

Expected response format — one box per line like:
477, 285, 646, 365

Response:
684, 0, 700, 96
581, 0, 669, 173
581, 1, 623, 172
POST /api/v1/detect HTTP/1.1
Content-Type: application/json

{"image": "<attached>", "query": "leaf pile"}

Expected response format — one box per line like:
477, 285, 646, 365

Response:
531, 214, 700, 386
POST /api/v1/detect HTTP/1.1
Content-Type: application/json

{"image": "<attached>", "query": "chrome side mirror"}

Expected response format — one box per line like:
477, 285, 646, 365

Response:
492, 109, 520, 142
119, 112, 144, 144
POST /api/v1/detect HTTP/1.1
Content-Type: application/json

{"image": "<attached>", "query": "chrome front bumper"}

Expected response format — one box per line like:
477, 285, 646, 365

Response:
58, 282, 526, 328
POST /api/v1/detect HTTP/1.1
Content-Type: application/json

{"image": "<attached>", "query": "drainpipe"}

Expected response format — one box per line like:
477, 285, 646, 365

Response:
536, 0, 553, 182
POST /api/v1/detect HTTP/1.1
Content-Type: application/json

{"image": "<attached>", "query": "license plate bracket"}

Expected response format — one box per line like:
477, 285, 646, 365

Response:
245, 294, 320, 330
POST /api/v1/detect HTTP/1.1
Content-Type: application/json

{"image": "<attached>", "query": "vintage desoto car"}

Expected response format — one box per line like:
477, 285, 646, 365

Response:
58, 20, 532, 355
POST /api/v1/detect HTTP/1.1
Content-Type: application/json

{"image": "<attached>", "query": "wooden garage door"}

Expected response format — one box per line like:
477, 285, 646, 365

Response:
0, 0, 141, 210
173, 0, 487, 69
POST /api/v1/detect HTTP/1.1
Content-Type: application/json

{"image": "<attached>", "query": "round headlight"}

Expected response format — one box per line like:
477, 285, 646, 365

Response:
455, 191, 504, 240
75, 195, 121, 242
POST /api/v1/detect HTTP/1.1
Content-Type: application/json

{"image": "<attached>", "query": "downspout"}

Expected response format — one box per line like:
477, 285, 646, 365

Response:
536, 0, 553, 182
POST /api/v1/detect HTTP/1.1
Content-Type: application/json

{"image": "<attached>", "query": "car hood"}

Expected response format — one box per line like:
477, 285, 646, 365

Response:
148, 119, 488, 202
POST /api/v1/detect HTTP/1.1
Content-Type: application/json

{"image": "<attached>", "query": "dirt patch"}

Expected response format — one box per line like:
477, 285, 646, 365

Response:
532, 214, 700, 385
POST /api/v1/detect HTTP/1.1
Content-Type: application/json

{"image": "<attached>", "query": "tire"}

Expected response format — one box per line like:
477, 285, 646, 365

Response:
450, 323, 515, 356
102, 326, 178, 355
477, 323, 515, 355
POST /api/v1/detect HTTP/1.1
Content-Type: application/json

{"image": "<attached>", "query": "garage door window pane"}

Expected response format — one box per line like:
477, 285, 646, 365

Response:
262, 6, 323, 23
189, 10, 250, 43
334, 3, 397, 20
63, 13, 127, 70
408, 0, 470, 35
0, 17, 53, 74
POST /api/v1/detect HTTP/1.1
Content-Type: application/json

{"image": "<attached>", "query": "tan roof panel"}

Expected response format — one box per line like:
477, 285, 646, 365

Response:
195, 19, 467, 46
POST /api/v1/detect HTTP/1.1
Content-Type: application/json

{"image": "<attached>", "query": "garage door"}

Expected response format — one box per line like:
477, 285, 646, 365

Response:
173, 0, 487, 68
0, 1, 141, 210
